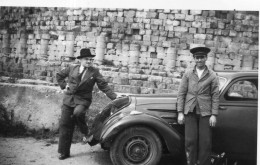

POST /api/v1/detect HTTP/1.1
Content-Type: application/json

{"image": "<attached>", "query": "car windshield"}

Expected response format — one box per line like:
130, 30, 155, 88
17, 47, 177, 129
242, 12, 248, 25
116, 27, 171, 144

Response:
219, 76, 227, 91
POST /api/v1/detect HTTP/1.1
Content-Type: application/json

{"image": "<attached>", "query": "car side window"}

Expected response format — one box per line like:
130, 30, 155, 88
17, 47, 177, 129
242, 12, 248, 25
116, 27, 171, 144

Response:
225, 79, 258, 101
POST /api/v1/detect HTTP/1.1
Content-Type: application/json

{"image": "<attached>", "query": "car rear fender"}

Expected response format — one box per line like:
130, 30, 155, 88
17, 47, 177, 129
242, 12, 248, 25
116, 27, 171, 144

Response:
100, 113, 183, 154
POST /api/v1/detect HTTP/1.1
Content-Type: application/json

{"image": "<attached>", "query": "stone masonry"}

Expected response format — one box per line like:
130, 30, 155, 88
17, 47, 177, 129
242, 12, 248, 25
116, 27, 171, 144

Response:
0, 7, 259, 94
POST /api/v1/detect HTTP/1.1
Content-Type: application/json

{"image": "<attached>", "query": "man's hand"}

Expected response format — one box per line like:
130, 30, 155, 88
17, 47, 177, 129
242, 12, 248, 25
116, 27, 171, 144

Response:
178, 112, 185, 125
116, 93, 127, 99
209, 115, 217, 127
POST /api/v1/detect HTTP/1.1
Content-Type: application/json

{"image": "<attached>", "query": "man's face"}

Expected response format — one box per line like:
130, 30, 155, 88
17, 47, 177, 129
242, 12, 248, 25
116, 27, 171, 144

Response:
194, 55, 207, 68
80, 57, 94, 68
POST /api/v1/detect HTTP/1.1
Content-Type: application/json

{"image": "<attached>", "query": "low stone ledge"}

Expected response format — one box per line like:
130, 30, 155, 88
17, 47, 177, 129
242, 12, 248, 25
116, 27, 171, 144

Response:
0, 82, 63, 131
0, 77, 178, 131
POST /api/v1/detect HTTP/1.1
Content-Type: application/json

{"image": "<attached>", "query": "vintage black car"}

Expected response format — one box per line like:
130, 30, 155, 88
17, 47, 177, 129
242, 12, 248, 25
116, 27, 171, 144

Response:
89, 71, 258, 165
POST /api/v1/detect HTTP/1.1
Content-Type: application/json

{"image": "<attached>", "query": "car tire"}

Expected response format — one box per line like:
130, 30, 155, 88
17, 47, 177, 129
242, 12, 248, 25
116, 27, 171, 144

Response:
110, 126, 162, 165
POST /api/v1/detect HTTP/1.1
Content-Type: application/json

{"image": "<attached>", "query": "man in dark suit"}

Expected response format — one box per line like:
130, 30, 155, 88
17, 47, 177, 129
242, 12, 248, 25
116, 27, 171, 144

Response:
56, 48, 117, 160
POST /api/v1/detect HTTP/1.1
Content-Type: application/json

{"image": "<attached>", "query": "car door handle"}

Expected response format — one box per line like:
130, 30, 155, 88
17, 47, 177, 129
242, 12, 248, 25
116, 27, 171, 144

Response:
219, 106, 227, 110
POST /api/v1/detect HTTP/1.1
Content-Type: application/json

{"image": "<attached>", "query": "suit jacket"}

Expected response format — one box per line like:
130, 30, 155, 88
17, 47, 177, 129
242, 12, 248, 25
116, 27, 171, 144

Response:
56, 65, 117, 107
177, 66, 219, 116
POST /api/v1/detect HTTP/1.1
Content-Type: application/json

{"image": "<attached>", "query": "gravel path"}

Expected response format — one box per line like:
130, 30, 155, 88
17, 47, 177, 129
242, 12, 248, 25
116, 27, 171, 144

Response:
0, 137, 112, 165
0, 136, 180, 165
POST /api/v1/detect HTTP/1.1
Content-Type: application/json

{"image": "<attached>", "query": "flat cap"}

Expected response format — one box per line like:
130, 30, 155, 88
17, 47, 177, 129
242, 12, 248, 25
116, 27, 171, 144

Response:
190, 47, 211, 56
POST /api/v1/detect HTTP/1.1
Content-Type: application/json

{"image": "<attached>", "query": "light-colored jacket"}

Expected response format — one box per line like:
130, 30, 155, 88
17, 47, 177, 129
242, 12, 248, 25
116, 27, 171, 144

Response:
177, 66, 220, 116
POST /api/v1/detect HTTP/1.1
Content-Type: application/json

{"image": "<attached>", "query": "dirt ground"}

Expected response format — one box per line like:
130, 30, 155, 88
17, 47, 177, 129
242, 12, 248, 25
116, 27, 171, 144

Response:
0, 136, 179, 165
0, 136, 112, 165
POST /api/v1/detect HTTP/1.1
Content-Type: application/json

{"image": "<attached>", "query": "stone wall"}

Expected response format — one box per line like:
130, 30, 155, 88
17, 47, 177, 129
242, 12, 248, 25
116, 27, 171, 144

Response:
0, 7, 259, 94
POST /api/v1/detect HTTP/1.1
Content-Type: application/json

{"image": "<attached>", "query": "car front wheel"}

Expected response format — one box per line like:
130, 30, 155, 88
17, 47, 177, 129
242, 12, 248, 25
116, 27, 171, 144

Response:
110, 126, 162, 165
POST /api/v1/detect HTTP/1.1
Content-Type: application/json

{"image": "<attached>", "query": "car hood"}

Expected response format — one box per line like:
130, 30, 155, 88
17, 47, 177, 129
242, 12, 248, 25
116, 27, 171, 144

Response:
134, 93, 178, 111
88, 94, 178, 146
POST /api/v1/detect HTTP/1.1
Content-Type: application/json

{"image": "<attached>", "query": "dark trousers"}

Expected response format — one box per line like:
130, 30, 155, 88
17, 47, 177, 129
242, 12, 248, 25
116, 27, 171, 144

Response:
185, 112, 212, 165
58, 103, 90, 155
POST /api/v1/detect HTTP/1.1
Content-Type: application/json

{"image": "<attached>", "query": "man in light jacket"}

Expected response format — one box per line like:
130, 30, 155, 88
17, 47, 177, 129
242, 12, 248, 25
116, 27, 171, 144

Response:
177, 47, 220, 165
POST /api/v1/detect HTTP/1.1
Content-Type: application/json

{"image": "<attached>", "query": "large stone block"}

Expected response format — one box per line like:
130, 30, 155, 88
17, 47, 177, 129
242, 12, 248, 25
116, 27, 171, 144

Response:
151, 35, 159, 42
0, 83, 62, 131
189, 27, 197, 33
151, 25, 159, 30
156, 47, 165, 53
185, 15, 194, 21
143, 81, 156, 88
167, 14, 175, 20
140, 87, 154, 94
190, 10, 202, 15
231, 59, 241, 66
129, 80, 143, 86
194, 16, 207, 22
251, 50, 258, 56
194, 34, 206, 40
157, 82, 166, 89
181, 21, 192, 27
214, 29, 222, 35
202, 22, 211, 28
167, 83, 178, 90
124, 10, 136, 18
162, 41, 172, 47
178, 50, 190, 55
113, 77, 129, 85
218, 21, 225, 29
151, 19, 163, 25
206, 28, 214, 34
192, 21, 202, 28
165, 25, 174, 31
249, 45, 258, 51
217, 58, 232, 65
148, 75, 163, 83
227, 43, 241, 53
229, 30, 237, 37
146, 12, 158, 19
152, 30, 160, 36
154, 88, 176, 94
143, 41, 152, 46
114, 84, 141, 94
174, 26, 188, 32
143, 19, 151, 24
175, 14, 186, 20
238, 49, 251, 56
235, 13, 245, 20
214, 64, 224, 70
159, 13, 167, 19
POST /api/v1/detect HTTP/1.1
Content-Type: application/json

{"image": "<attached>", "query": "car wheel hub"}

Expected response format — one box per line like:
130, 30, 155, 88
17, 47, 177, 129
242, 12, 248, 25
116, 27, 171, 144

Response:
124, 137, 149, 163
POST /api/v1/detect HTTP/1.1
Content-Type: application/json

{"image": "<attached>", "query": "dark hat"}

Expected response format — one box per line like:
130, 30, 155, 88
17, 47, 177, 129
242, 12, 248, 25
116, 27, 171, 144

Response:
190, 47, 210, 56
77, 48, 95, 59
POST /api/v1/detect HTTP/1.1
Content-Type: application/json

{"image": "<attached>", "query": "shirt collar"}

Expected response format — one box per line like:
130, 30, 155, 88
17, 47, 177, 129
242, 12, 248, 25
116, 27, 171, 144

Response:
80, 65, 84, 70
79, 65, 86, 73
193, 65, 208, 72
192, 65, 209, 76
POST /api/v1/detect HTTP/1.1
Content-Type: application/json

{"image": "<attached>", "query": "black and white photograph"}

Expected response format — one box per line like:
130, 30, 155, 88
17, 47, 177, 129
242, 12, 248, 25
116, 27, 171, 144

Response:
0, 0, 259, 165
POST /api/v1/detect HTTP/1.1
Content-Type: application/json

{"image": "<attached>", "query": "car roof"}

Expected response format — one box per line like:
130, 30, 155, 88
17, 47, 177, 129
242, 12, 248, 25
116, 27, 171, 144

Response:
216, 70, 258, 79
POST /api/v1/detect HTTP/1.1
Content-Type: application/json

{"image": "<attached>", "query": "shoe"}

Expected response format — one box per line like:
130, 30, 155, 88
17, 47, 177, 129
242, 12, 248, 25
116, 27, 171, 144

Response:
82, 135, 93, 144
58, 153, 70, 160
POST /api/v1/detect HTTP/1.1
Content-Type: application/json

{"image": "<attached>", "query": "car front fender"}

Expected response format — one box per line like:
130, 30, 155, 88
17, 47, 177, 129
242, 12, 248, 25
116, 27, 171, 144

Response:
100, 112, 183, 154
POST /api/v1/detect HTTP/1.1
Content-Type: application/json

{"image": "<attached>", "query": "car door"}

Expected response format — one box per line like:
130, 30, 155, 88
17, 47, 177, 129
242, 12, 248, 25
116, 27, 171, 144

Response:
212, 76, 258, 161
